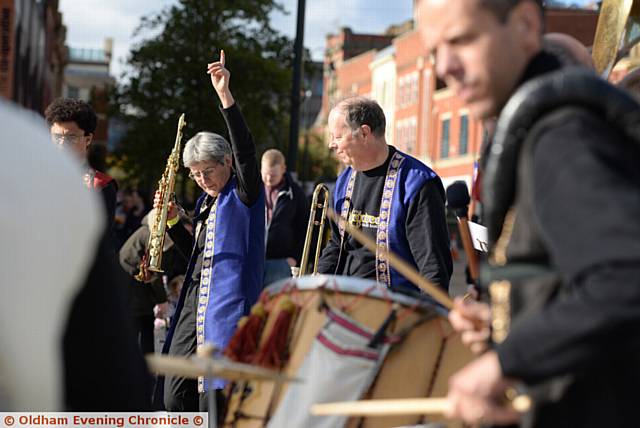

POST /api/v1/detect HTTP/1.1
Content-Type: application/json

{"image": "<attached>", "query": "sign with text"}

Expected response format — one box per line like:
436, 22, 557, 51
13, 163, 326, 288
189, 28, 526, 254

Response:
0, 413, 207, 428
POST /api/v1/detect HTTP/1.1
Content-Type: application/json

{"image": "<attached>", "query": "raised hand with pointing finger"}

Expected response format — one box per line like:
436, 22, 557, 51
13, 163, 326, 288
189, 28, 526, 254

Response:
207, 49, 235, 109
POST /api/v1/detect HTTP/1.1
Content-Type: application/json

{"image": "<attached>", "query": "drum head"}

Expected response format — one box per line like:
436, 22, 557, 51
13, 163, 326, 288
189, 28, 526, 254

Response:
265, 275, 448, 316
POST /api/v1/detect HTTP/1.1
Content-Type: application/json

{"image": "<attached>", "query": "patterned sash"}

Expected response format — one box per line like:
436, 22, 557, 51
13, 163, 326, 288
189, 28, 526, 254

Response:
339, 151, 405, 288
196, 197, 219, 392
376, 152, 404, 287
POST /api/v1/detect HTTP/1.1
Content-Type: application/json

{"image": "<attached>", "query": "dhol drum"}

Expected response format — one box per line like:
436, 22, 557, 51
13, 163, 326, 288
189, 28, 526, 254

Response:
222, 275, 472, 428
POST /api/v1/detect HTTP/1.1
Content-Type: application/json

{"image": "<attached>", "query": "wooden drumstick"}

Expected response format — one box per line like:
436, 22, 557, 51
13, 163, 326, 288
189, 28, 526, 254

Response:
323, 210, 533, 413
312, 398, 450, 417
311, 394, 532, 417
325, 208, 454, 310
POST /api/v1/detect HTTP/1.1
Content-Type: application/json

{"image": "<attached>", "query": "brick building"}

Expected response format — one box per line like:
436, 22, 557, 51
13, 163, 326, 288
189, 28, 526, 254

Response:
0, 0, 67, 113
322, 27, 396, 122
63, 38, 115, 147
319, 6, 600, 189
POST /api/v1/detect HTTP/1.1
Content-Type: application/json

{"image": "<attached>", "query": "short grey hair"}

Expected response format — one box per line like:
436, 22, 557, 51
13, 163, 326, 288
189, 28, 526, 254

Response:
334, 97, 386, 138
183, 132, 232, 167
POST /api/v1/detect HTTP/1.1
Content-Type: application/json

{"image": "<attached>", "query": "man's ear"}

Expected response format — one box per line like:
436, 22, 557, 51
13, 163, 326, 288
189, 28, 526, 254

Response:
360, 124, 372, 139
225, 155, 233, 167
509, 1, 543, 52
85, 133, 93, 149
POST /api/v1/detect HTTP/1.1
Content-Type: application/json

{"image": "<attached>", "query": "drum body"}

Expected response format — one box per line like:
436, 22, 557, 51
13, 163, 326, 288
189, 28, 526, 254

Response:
224, 275, 472, 428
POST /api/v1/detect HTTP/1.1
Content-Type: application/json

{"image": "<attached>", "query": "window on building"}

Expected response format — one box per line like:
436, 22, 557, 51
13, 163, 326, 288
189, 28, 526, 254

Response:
440, 118, 450, 159
411, 74, 418, 105
407, 121, 416, 154
67, 86, 79, 99
459, 114, 469, 155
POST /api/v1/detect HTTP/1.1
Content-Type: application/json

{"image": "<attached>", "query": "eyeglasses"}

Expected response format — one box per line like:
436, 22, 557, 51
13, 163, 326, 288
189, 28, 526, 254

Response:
188, 166, 217, 181
51, 133, 86, 145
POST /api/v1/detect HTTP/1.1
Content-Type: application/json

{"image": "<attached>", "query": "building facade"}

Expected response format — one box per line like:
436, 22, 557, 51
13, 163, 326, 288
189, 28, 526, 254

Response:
63, 38, 115, 147
0, 0, 67, 113
319, 6, 600, 189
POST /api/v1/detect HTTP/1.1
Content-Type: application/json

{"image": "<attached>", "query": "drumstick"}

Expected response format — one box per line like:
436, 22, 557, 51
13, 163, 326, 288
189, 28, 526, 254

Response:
325, 208, 454, 310
311, 395, 532, 417
312, 398, 450, 416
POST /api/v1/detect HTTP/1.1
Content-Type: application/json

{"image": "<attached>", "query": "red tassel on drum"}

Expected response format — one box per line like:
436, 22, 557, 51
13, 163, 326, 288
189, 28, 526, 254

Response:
253, 298, 296, 369
223, 302, 266, 363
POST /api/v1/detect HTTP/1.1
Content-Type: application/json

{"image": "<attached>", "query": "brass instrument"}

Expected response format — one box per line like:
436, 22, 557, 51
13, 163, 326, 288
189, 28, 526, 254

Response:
296, 183, 330, 277
135, 114, 187, 281
592, 0, 640, 77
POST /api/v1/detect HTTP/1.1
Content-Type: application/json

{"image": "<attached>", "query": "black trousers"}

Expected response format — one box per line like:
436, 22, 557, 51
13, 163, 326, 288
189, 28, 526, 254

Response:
133, 314, 155, 355
164, 279, 199, 410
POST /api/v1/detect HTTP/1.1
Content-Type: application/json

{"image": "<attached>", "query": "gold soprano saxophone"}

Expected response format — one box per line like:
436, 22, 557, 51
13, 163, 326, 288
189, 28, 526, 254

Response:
135, 113, 187, 281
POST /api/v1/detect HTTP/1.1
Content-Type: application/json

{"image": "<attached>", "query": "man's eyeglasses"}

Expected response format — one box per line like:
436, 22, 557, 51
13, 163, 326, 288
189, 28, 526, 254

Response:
51, 133, 86, 145
188, 166, 217, 181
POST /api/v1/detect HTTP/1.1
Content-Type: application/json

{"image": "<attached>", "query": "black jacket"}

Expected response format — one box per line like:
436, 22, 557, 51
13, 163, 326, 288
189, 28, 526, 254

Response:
119, 221, 188, 317
265, 172, 309, 262
484, 54, 640, 428
63, 233, 151, 410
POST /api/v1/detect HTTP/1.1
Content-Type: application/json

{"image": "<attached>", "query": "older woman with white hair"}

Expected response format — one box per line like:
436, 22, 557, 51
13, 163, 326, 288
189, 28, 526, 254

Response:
156, 50, 265, 413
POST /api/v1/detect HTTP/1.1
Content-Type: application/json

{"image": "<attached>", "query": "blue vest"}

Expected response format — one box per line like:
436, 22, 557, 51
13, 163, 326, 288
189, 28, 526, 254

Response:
333, 148, 439, 292
164, 176, 265, 391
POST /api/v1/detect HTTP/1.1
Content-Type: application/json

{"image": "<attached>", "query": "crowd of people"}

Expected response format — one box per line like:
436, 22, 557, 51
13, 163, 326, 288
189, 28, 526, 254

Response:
3, 0, 640, 426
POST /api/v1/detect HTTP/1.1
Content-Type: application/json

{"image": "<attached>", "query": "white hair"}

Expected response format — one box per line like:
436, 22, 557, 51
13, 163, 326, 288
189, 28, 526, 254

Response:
183, 131, 231, 167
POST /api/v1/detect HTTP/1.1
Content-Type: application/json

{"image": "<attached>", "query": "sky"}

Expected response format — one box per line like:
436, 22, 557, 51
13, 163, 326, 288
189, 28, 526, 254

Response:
58, 0, 414, 81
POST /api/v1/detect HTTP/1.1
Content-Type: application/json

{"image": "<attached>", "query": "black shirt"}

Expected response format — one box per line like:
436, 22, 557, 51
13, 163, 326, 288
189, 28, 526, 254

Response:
317, 146, 452, 289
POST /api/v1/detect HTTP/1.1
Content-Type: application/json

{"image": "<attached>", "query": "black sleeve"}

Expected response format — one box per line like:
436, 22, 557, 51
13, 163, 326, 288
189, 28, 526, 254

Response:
220, 103, 262, 206
166, 221, 194, 261
405, 178, 453, 289
497, 115, 640, 383
63, 233, 151, 410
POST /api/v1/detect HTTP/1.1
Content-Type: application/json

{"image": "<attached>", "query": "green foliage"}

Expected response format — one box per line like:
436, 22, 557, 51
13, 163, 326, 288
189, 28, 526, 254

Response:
111, 0, 293, 198
296, 130, 337, 183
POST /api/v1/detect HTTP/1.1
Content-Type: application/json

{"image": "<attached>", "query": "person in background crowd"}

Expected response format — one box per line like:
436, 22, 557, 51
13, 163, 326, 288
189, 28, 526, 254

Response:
115, 188, 146, 248
119, 208, 189, 355
261, 149, 309, 284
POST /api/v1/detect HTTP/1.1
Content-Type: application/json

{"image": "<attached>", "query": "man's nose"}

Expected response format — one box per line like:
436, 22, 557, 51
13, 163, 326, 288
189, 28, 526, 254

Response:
435, 45, 461, 81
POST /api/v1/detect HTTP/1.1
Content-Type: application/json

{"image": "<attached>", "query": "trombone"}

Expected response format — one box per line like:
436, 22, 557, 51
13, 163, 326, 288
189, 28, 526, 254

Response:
296, 184, 330, 277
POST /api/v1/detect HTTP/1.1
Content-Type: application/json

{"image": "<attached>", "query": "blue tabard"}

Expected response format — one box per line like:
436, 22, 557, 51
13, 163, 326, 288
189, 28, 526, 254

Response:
163, 175, 265, 392
333, 148, 439, 292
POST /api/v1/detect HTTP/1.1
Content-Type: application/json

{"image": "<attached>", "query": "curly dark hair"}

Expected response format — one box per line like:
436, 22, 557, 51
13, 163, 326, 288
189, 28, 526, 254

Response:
44, 98, 97, 135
